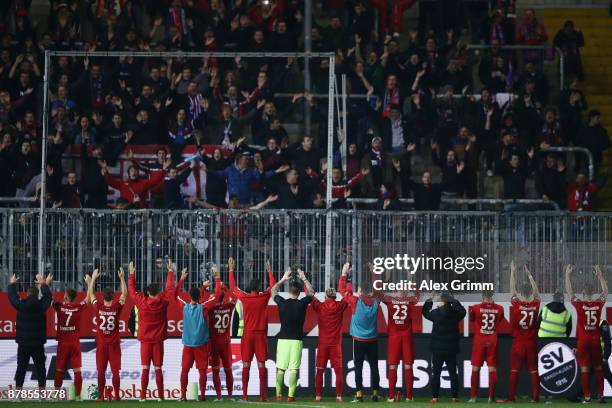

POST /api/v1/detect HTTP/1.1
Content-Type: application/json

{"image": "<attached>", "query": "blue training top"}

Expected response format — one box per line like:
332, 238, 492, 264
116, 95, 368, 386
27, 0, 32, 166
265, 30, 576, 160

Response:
182, 303, 210, 346
349, 298, 378, 340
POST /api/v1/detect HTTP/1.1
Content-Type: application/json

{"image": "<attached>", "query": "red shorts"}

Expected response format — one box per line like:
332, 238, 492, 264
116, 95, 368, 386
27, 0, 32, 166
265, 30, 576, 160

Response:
140, 341, 164, 367
182, 343, 210, 370
510, 339, 537, 371
316, 343, 342, 369
210, 339, 232, 369
241, 332, 267, 363
471, 337, 498, 367
387, 334, 414, 366
577, 336, 603, 367
56, 340, 81, 370
96, 340, 121, 373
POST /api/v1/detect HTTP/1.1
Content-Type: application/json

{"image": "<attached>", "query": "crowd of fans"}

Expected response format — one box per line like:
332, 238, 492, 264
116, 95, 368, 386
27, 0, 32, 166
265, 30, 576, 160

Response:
0, 0, 609, 212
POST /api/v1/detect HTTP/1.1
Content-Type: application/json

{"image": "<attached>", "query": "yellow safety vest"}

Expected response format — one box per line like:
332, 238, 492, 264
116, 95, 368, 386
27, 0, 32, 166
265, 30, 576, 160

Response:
133, 306, 139, 337
600, 319, 608, 352
236, 301, 244, 337
538, 305, 570, 337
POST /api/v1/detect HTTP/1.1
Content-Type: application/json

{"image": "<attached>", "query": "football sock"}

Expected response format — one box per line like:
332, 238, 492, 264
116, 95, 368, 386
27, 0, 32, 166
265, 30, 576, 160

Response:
198, 369, 207, 400
225, 367, 234, 397
315, 368, 324, 397
288, 370, 298, 398
388, 367, 397, 398
276, 369, 285, 397
212, 368, 222, 399
404, 367, 414, 399
141, 368, 149, 399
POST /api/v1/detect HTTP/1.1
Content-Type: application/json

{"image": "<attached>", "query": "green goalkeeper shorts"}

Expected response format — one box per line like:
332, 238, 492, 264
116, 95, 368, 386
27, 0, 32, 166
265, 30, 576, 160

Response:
276, 339, 303, 370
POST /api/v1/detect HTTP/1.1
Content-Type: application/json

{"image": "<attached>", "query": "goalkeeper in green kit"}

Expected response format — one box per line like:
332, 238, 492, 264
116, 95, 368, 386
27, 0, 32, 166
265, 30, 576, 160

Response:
272, 267, 314, 401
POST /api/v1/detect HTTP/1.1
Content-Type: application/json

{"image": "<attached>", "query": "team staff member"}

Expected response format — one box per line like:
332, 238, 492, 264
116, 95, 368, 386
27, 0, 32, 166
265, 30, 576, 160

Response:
600, 320, 612, 390
339, 262, 381, 402
175, 267, 219, 401
8, 273, 53, 391
422, 292, 466, 403
272, 268, 314, 402
566, 264, 608, 403
538, 292, 572, 338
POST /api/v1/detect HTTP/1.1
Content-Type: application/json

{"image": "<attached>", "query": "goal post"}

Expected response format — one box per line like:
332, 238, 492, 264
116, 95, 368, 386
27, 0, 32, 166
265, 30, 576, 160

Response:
39, 50, 337, 287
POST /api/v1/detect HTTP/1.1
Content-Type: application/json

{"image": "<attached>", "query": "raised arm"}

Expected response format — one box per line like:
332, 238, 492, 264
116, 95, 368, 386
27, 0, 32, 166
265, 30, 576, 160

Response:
7, 275, 22, 311
102, 167, 124, 190
175, 267, 188, 303
524, 264, 539, 300
118, 267, 127, 302
298, 269, 314, 295
41, 274, 53, 310
338, 262, 357, 304
509, 260, 517, 298
228, 257, 245, 298
271, 269, 292, 297
211, 265, 222, 299
164, 259, 177, 299
127, 261, 144, 304
594, 265, 608, 299
564, 264, 575, 300
143, 168, 166, 190
86, 269, 98, 303
421, 295, 436, 322
265, 260, 276, 292
127, 150, 152, 174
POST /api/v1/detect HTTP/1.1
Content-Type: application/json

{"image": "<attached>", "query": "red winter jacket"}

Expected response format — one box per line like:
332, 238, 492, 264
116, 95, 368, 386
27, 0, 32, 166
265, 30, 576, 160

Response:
104, 171, 164, 208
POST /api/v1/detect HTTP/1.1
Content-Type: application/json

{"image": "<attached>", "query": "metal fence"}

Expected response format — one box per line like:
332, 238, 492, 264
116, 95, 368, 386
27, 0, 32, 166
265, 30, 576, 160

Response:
1, 209, 610, 294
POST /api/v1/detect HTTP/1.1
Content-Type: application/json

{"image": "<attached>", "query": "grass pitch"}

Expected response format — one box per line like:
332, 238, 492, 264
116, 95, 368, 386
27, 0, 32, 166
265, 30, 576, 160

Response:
10, 396, 582, 407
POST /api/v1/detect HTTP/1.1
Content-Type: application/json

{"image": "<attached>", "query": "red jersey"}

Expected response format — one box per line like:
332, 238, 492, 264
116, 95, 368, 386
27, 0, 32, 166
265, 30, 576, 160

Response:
209, 302, 236, 342
128, 272, 175, 343
310, 297, 348, 345
571, 297, 605, 340
470, 301, 504, 338
229, 268, 276, 333
93, 298, 124, 344
382, 293, 419, 336
510, 296, 540, 341
53, 300, 87, 342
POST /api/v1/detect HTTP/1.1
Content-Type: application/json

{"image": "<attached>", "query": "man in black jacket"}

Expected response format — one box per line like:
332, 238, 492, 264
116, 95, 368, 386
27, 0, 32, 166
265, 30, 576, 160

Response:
164, 161, 194, 209
413, 172, 442, 210
497, 149, 535, 199
422, 292, 467, 403
8, 273, 53, 389
577, 110, 611, 174
80, 144, 108, 209
600, 320, 612, 391
535, 154, 567, 208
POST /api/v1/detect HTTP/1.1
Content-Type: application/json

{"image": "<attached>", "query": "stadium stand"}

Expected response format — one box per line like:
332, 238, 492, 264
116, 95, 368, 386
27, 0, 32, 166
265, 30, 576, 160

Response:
0, 0, 609, 212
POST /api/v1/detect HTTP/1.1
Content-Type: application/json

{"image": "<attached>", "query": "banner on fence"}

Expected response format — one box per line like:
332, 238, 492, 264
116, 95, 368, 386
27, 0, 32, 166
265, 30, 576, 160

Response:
0, 337, 609, 399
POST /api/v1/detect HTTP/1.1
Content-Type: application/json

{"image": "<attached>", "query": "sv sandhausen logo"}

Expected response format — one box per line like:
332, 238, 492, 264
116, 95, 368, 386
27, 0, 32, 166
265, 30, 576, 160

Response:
538, 342, 578, 394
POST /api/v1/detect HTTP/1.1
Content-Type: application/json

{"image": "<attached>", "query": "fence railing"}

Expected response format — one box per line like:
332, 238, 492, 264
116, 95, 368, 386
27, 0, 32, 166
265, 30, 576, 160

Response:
1, 209, 610, 295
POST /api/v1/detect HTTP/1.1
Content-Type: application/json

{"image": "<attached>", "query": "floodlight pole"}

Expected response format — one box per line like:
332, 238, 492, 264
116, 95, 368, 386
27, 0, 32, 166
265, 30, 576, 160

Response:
38, 50, 50, 277
324, 55, 335, 290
